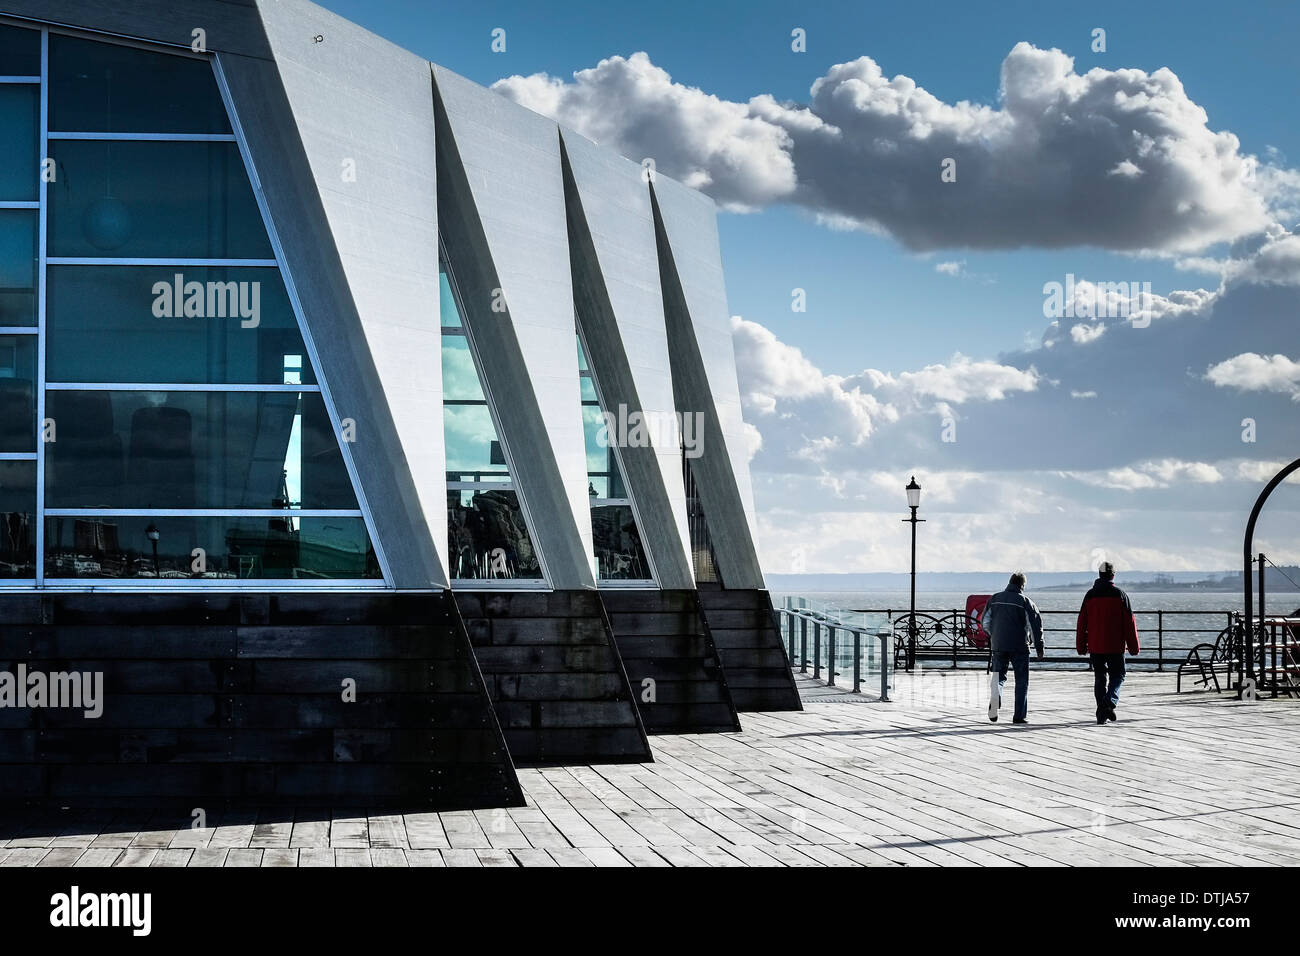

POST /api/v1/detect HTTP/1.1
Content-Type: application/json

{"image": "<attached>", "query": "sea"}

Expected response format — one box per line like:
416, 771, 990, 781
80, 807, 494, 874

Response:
771, 589, 1300, 669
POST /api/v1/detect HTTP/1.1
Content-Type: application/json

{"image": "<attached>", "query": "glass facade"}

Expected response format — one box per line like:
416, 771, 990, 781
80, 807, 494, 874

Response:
47, 266, 314, 384
440, 266, 543, 581
0, 27, 379, 585
0, 334, 35, 452
0, 85, 38, 201
576, 336, 653, 583
0, 459, 36, 577
48, 35, 232, 135
45, 391, 356, 510
0, 210, 37, 325
0, 23, 40, 76
49, 140, 271, 259
45, 514, 376, 580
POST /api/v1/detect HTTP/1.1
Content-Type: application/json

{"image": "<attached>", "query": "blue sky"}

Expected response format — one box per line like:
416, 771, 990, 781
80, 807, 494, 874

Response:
320, 0, 1300, 573
321, 0, 1300, 369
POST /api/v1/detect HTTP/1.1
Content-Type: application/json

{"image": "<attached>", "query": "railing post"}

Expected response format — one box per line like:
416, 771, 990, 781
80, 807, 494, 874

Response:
827, 625, 837, 687
787, 611, 796, 663
1157, 610, 1164, 672
813, 622, 822, 680
852, 629, 861, 693
877, 629, 891, 702
1227, 611, 1235, 687
800, 617, 808, 673
952, 610, 959, 669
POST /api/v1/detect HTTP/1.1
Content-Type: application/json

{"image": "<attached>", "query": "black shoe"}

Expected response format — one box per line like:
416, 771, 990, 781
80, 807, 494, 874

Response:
1013, 717, 1027, 724
1096, 710, 1107, 724
1106, 706, 1117, 722
989, 716, 998, 722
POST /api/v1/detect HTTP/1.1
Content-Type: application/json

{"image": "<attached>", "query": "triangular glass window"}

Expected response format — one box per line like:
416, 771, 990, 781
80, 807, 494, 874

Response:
576, 335, 653, 583
683, 456, 720, 584
440, 264, 544, 581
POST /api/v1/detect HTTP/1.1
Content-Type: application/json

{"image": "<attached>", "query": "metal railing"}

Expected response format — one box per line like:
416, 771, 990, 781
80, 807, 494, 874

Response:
776, 605, 891, 701
846, 607, 1236, 671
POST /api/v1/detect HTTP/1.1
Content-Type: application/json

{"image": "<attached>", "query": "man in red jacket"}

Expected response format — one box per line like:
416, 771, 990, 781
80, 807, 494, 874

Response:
1076, 561, 1140, 724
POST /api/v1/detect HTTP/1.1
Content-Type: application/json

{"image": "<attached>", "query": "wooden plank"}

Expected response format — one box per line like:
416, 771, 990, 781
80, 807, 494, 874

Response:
440, 849, 481, 867
115, 848, 159, 867
73, 848, 121, 867
510, 848, 559, 867
406, 850, 447, 867
151, 849, 194, 867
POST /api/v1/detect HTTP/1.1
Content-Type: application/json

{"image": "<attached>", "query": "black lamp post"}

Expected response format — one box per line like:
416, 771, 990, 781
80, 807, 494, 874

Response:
145, 523, 160, 578
902, 476, 924, 670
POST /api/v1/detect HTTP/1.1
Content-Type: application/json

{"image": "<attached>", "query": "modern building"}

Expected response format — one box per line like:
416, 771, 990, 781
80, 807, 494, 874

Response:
0, 0, 798, 810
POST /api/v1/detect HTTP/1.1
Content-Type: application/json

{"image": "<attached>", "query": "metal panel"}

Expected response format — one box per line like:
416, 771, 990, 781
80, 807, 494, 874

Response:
255, 0, 448, 581
559, 130, 694, 590
433, 64, 595, 590
0, 0, 271, 57
650, 178, 764, 588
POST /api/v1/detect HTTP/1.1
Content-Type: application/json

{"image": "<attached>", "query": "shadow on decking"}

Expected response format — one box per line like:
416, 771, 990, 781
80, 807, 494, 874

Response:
0, 807, 380, 843
777, 721, 1084, 739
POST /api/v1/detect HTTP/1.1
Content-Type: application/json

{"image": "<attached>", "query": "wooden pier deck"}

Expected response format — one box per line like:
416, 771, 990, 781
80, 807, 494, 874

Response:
3, 669, 1298, 867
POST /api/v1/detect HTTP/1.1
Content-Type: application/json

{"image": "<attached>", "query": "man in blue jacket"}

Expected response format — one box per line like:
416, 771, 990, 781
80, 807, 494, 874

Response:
982, 571, 1044, 723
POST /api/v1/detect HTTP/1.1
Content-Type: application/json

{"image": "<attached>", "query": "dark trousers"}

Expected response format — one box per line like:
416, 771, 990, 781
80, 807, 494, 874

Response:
991, 649, 1030, 721
1091, 653, 1126, 711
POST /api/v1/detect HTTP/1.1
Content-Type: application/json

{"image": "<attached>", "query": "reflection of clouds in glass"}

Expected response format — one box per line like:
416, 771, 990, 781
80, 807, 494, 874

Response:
443, 404, 498, 471
438, 273, 462, 328
582, 406, 606, 472
441, 337, 486, 401
284, 412, 302, 506
300, 518, 368, 555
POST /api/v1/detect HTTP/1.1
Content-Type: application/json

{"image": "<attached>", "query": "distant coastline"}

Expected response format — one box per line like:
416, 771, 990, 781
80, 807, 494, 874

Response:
767, 568, 1300, 594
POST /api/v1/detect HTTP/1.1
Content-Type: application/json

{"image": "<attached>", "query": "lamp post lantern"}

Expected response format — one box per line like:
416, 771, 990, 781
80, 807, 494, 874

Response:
902, 476, 925, 671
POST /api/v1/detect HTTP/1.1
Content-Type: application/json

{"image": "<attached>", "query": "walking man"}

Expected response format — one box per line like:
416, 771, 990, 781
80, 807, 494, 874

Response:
983, 572, 1044, 723
1076, 561, 1140, 724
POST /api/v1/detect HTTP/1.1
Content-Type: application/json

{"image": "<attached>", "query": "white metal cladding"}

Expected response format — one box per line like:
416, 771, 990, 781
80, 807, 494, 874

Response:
256, 0, 449, 582
432, 64, 596, 587
560, 130, 694, 588
650, 175, 763, 567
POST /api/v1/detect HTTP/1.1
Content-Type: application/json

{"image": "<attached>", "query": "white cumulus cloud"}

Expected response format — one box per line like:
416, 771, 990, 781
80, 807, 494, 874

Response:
495, 43, 1294, 252
1205, 352, 1300, 400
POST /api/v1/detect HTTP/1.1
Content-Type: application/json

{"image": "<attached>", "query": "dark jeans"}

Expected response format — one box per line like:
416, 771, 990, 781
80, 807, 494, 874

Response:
1091, 653, 1126, 711
991, 649, 1030, 721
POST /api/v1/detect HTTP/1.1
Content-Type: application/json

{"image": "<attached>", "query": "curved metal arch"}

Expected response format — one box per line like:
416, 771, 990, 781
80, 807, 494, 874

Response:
1242, 456, 1300, 687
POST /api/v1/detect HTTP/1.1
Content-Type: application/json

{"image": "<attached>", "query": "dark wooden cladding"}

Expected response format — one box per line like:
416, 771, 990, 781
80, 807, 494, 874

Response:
697, 588, 802, 712
0, 593, 524, 810
455, 590, 652, 765
602, 589, 741, 734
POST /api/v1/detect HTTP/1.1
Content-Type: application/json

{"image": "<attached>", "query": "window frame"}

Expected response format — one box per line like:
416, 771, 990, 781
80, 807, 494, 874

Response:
438, 250, 551, 590
0, 21, 390, 590
575, 324, 658, 589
